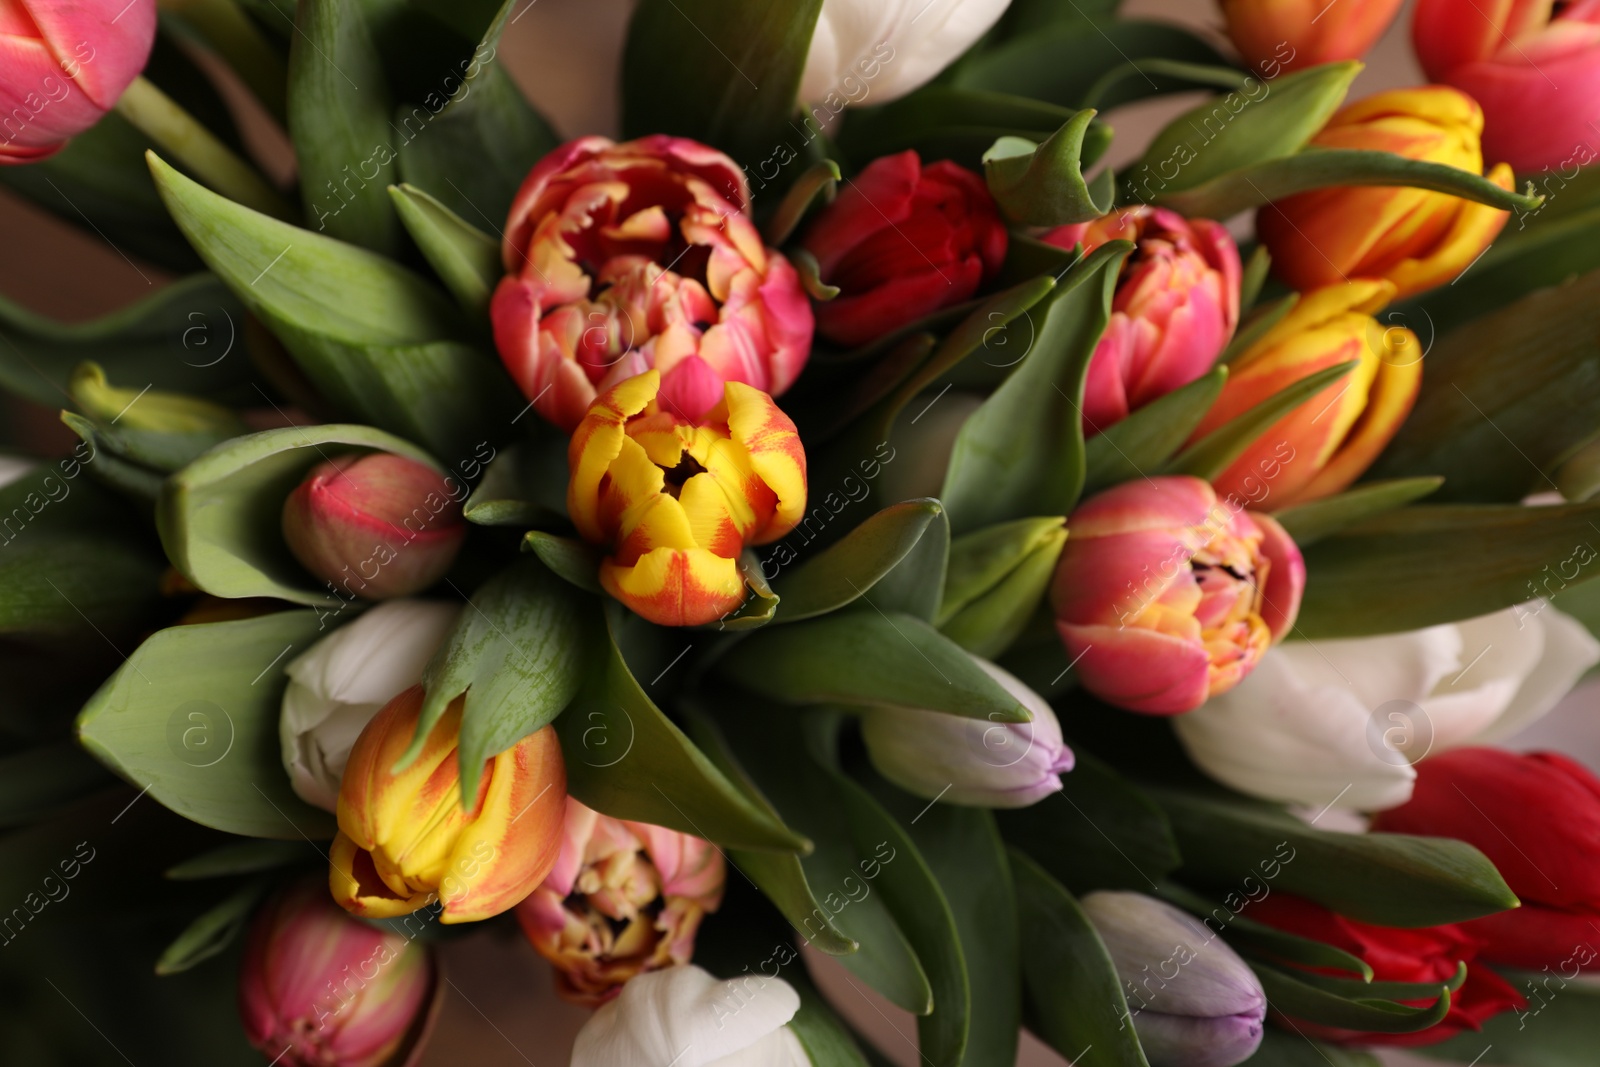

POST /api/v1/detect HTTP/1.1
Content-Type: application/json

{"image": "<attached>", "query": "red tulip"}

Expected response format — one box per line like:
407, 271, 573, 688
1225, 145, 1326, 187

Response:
0, 0, 156, 163
1249, 892, 1525, 1046
801, 150, 1007, 347
491, 135, 812, 431
1042, 206, 1240, 435
1372, 748, 1600, 971
1413, 0, 1600, 173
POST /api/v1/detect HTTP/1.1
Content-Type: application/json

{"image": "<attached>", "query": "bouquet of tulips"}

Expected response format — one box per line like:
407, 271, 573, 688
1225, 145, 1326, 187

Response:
8, 0, 1600, 1063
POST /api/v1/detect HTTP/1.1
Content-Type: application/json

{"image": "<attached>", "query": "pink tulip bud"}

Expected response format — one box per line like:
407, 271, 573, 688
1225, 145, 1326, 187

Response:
1043, 207, 1241, 436
0, 0, 157, 163
1051, 476, 1305, 715
238, 879, 440, 1067
281, 452, 467, 600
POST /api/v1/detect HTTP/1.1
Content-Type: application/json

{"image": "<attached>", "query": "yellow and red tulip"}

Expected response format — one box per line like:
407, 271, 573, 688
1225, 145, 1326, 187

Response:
1220, 0, 1405, 74
329, 684, 567, 925
567, 369, 807, 627
1191, 280, 1421, 509
1257, 87, 1514, 298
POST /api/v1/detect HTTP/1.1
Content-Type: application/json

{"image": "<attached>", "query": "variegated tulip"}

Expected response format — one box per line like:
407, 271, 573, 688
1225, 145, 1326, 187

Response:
1051, 476, 1305, 715
1257, 87, 1513, 299
1220, 0, 1405, 74
329, 685, 567, 924
516, 800, 725, 1005
568, 370, 807, 627
1190, 280, 1419, 509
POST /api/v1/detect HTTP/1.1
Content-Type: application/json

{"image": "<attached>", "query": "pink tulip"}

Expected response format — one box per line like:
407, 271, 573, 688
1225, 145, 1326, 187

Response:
1413, 0, 1600, 173
491, 135, 813, 431
238, 879, 440, 1067
515, 799, 725, 1005
1043, 207, 1241, 436
0, 0, 156, 163
1051, 476, 1305, 715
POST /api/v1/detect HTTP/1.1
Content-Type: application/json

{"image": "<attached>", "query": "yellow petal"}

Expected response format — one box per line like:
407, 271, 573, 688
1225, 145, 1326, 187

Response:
601, 548, 745, 627
722, 382, 807, 543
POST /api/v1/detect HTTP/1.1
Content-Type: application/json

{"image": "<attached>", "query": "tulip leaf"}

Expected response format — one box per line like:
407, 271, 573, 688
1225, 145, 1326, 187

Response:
389, 183, 501, 316
793, 249, 840, 301
788, 972, 886, 1067
1148, 787, 1518, 926
763, 159, 840, 247
1271, 477, 1444, 547
75, 611, 337, 839
520, 532, 603, 595
1010, 849, 1152, 1067
557, 602, 809, 852
717, 553, 782, 632
716, 610, 1029, 723
1297, 500, 1600, 636
155, 878, 269, 975
1220, 292, 1298, 364
148, 153, 516, 459
1246, 1027, 1381, 1066
1423, 966, 1600, 1066
1154, 883, 1374, 981
992, 232, 1080, 291
867, 506, 949, 623
0, 743, 115, 830
839, 87, 1096, 173
66, 363, 250, 473
165, 839, 309, 880
941, 243, 1129, 535
769, 500, 943, 623
1239, 245, 1272, 312
1252, 961, 1454, 1034
938, 517, 1067, 659
621, 0, 825, 166
159, 423, 445, 607
1083, 366, 1228, 493
983, 110, 1116, 226
60, 414, 168, 502
1084, 59, 1252, 110
463, 436, 568, 527
1163, 360, 1358, 482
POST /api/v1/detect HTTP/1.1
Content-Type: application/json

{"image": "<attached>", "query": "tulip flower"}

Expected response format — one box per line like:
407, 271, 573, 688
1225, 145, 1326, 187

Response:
1082, 891, 1266, 1067
239, 879, 440, 1067
1373, 748, 1600, 971
1042, 206, 1241, 435
1174, 602, 1600, 812
0, 0, 157, 163
1220, 0, 1405, 75
281, 452, 468, 600
1051, 476, 1304, 715
329, 684, 566, 924
1190, 280, 1420, 509
1413, 0, 1600, 173
568, 370, 806, 627
516, 800, 725, 1005
1250, 893, 1526, 1046
280, 600, 462, 812
1257, 87, 1514, 299
800, 150, 1007, 348
859, 656, 1073, 807
490, 135, 812, 431
798, 0, 1011, 106
571, 964, 808, 1067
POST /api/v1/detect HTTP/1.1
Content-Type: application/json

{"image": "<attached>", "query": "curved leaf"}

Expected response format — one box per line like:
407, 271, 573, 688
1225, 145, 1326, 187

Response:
155, 879, 269, 975
1163, 361, 1356, 481
1254, 961, 1453, 1034
1083, 366, 1227, 493
769, 500, 943, 623
521, 531, 603, 594
764, 159, 840, 246
1424, 966, 1600, 1066
389, 183, 501, 316
864, 505, 949, 623
1271, 477, 1444, 547
983, 110, 1115, 226
938, 517, 1066, 659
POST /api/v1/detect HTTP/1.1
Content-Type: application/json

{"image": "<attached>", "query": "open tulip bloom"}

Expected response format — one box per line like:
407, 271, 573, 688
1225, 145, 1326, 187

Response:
15, 0, 1600, 1063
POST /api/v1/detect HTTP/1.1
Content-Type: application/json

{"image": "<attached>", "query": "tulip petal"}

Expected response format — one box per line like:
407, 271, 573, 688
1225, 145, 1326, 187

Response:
601, 547, 745, 627
722, 382, 807, 543
1059, 621, 1212, 714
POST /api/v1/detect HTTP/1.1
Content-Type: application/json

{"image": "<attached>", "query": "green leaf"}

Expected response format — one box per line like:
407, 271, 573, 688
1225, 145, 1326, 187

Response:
1149, 787, 1519, 926
67, 362, 249, 472
1240, 244, 1271, 312
769, 501, 943, 622
1084, 59, 1251, 110
76, 611, 337, 839
1163, 361, 1357, 481
520, 531, 603, 594
166, 839, 309, 880
1155, 883, 1373, 980
793, 248, 840, 301
859, 505, 949, 623
1221, 292, 1298, 364
621, 0, 824, 166
1422, 966, 1600, 1065
409, 559, 589, 798
1297, 501, 1600, 636
1272, 477, 1444, 547
789, 971, 884, 1067
938, 517, 1066, 658
462, 436, 568, 527
1083, 366, 1227, 493
59, 413, 167, 501
288, 0, 400, 253
389, 183, 501, 316
1244, 1027, 1380, 1066
0, 743, 114, 829
839, 87, 1090, 172
717, 611, 1030, 722
148, 152, 515, 458
1010, 849, 1151, 1067
983, 110, 1116, 226
556, 603, 809, 852
158, 423, 446, 607
1253, 961, 1454, 1034
941, 243, 1129, 534
155, 879, 269, 975
764, 159, 840, 246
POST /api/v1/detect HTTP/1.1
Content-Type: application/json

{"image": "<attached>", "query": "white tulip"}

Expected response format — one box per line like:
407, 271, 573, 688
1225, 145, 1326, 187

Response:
279, 600, 461, 811
0, 456, 34, 489
1173, 602, 1600, 813
571, 964, 809, 1067
799, 0, 1013, 107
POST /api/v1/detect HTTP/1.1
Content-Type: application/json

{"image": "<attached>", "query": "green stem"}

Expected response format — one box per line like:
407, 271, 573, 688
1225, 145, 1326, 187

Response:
115, 75, 296, 221
159, 0, 289, 122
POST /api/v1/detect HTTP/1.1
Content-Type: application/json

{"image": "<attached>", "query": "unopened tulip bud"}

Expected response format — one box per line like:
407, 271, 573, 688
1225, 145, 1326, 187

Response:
282, 452, 467, 600
1221, 0, 1404, 74
239, 879, 440, 1067
1082, 891, 1265, 1067
859, 656, 1073, 808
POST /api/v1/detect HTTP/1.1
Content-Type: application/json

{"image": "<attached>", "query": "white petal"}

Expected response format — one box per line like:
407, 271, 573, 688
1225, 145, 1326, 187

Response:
0, 457, 34, 491
707, 1027, 811, 1067
571, 965, 801, 1067
1272, 626, 1460, 710
1476, 603, 1600, 743
799, 0, 1012, 105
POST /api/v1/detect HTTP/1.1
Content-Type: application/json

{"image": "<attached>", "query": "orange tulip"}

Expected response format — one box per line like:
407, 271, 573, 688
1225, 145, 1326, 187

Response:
568, 370, 807, 627
1220, 0, 1405, 74
329, 685, 566, 924
1257, 87, 1513, 298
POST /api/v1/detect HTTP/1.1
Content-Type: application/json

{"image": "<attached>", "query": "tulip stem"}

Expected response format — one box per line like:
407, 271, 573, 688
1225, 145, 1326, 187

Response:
115, 76, 296, 221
